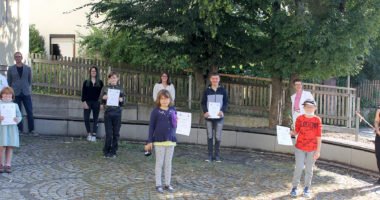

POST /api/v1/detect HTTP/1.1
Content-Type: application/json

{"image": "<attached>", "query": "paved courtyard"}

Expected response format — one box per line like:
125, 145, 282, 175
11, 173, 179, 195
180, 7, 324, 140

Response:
0, 136, 380, 200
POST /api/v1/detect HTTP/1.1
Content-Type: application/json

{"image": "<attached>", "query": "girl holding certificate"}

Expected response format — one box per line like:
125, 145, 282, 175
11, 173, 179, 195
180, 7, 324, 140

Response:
0, 87, 22, 173
145, 89, 177, 193
101, 72, 125, 158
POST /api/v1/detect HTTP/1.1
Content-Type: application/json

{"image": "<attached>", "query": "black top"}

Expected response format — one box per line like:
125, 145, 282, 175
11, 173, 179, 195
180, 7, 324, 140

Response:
81, 80, 104, 102
16, 66, 23, 78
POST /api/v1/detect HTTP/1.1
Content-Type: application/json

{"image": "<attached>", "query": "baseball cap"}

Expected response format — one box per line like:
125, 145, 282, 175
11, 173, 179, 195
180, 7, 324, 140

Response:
302, 99, 316, 106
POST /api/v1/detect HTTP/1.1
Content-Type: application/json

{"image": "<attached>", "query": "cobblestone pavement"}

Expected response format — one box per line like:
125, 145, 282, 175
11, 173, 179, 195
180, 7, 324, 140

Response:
1, 136, 380, 200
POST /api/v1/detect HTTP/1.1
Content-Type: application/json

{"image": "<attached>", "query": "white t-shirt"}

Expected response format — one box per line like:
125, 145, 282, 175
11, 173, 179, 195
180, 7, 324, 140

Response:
0, 74, 8, 91
153, 83, 175, 101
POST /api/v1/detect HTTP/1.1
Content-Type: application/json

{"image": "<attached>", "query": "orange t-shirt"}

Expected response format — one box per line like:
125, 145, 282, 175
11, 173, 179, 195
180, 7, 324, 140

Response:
295, 114, 322, 152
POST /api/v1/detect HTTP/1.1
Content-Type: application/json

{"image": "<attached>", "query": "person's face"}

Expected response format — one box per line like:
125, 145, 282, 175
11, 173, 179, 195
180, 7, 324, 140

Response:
2, 93, 12, 101
304, 104, 316, 114
108, 75, 118, 85
210, 75, 220, 86
293, 81, 302, 92
14, 53, 23, 64
159, 95, 170, 107
161, 73, 168, 83
90, 68, 97, 78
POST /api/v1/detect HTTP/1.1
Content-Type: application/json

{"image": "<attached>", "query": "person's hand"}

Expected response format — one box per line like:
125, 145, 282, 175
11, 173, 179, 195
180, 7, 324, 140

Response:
313, 151, 320, 160
102, 95, 108, 100
13, 117, 18, 123
119, 97, 123, 102
83, 102, 89, 109
290, 130, 297, 136
100, 105, 104, 110
218, 111, 224, 117
203, 112, 210, 118
0, 116, 4, 121
145, 143, 153, 152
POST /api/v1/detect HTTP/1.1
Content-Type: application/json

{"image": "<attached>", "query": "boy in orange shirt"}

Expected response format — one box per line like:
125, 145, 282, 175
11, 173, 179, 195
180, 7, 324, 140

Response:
290, 99, 322, 198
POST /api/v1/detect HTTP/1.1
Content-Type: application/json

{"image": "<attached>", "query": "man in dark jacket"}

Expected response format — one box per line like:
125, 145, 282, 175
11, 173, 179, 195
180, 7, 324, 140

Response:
201, 72, 228, 162
7, 52, 36, 136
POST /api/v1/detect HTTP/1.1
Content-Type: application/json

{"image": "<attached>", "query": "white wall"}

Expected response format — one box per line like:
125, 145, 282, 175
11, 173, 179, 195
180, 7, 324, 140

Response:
0, 0, 30, 66
29, 0, 97, 57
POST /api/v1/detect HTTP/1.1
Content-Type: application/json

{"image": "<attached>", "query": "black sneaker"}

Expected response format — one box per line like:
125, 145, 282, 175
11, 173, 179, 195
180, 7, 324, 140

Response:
215, 156, 221, 162
164, 185, 175, 192
374, 178, 380, 185
104, 153, 111, 158
30, 131, 39, 137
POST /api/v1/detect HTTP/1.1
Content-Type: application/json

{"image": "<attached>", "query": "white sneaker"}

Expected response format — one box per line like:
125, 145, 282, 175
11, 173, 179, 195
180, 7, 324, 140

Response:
87, 134, 92, 141
91, 136, 96, 142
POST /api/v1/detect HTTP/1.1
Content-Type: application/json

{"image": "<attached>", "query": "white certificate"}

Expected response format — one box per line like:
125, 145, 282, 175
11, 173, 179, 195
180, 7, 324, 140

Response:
106, 89, 120, 106
208, 102, 221, 119
0, 103, 16, 125
176, 112, 192, 136
276, 125, 293, 146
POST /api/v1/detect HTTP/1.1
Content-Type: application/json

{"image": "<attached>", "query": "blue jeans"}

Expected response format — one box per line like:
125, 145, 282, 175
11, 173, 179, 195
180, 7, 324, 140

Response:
15, 94, 34, 132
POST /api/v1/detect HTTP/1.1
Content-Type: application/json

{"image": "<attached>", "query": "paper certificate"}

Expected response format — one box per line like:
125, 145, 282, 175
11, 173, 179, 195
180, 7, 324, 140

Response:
276, 125, 293, 146
0, 103, 16, 125
106, 89, 120, 106
176, 112, 192, 136
208, 102, 221, 119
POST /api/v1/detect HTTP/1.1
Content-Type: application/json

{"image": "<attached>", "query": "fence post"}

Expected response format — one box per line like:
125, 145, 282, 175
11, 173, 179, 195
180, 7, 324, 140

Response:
188, 75, 192, 110
108, 66, 112, 73
355, 97, 360, 141
347, 92, 352, 128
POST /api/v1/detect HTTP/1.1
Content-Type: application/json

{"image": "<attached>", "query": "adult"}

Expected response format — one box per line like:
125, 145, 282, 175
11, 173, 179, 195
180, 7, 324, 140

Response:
153, 72, 175, 102
7, 52, 36, 136
201, 72, 228, 162
373, 108, 380, 185
81, 66, 104, 142
291, 79, 315, 126
0, 73, 8, 91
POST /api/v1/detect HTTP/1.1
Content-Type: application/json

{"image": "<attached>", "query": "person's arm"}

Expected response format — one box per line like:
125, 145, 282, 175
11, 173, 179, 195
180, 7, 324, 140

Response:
81, 81, 87, 102
7, 68, 12, 86
28, 67, 32, 86
119, 87, 125, 107
15, 103, 23, 124
221, 88, 228, 112
153, 84, 159, 101
292, 117, 301, 136
171, 84, 175, 101
147, 109, 157, 143
374, 109, 380, 136
100, 86, 107, 105
290, 94, 295, 116
201, 90, 208, 113
313, 117, 322, 160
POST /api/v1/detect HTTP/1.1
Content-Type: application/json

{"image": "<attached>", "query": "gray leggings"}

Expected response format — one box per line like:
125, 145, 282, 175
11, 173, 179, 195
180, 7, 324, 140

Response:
292, 148, 316, 188
155, 145, 175, 186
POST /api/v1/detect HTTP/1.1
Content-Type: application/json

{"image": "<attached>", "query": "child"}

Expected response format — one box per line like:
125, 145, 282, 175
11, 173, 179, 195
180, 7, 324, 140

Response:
373, 107, 380, 185
101, 72, 125, 158
290, 99, 322, 198
145, 89, 177, 193
201, 72, 228, 162
0, 87, 22, 173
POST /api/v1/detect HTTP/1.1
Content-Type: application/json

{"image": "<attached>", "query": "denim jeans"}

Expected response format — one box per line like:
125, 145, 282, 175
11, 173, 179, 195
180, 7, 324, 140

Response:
15, 94, 34, 132
206, 119, 224, 141
375, 135, 380, 175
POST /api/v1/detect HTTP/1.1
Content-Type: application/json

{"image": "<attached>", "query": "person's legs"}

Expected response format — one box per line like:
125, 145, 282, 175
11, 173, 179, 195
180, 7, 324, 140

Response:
292, 148, 306, 188
164, 146, 175, 186
214, 119, 224, 161
83, 106, 91, 134
375, 136, 380, 178
5, 147, 13, 166
206, 120, 214, 161
23, 95, 35, 132
304, 151, 316, 188
103, 112, 112, 156
92, 101, 101, 136
0, 146, 4, 173
155, 146, 165, 187
110, 112, 121, 155
15, 95, 24, 133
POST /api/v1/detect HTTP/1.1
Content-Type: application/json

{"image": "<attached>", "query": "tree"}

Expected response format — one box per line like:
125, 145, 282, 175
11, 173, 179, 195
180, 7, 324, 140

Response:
86, 0, 380, 128
29, 24, 46, 54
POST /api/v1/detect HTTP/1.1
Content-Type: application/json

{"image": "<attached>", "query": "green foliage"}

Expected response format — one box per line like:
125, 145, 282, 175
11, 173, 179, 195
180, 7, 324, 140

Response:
29, 24, 46, 54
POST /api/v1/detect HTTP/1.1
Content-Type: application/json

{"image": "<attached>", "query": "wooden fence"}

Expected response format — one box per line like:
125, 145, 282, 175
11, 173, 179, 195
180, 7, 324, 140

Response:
356, 80, 380, 107
29, 54, 359, 130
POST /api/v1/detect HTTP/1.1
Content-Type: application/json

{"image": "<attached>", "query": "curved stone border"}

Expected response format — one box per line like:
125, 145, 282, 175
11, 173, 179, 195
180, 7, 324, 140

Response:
32, 116, 378, 173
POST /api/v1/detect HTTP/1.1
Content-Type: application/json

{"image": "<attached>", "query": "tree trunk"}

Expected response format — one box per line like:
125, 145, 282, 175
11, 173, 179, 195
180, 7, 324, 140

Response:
194, 67, 207, 124
281, 74, 298, 127
269, 76, 283, 128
